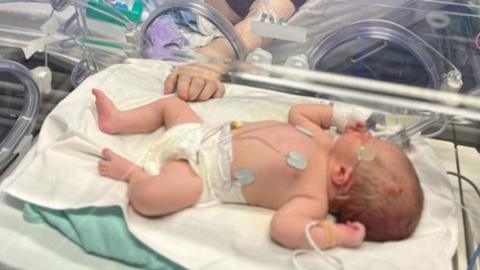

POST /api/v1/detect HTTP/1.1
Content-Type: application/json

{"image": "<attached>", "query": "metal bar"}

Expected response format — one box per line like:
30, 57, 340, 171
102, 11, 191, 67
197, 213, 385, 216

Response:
0, 94, 23, 109
0, 81, 68, 99
0, 107, 18, 119
230, 72, 480, 121
452, 125, 475, 268
239, 64, 480, 109
0, 117, 41, 132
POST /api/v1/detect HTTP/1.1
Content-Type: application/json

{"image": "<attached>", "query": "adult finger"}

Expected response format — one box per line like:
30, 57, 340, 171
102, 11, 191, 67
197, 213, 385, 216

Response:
193, 63, 227, 82
188, 77, 206, 101
164, 72, 178, 94
212, 80, 225, 98
197, 80, 216, 101
177, 74, 193, 100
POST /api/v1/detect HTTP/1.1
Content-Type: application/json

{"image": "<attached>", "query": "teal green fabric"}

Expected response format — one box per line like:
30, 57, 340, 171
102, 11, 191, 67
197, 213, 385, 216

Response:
23, 204, 183, 270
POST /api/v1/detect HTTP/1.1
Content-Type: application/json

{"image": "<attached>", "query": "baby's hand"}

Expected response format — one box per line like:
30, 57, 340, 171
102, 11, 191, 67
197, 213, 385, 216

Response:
344, 120, 367, 133
338, 221, 366, 248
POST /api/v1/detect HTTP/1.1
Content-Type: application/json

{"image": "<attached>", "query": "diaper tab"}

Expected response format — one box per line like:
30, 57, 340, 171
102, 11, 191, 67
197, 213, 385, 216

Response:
200, 123, 246, 204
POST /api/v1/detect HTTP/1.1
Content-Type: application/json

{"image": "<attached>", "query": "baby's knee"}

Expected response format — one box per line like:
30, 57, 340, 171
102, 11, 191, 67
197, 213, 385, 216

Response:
163, 96, 190, 114
164, 95, 186, 107
129, 195, 158, 217
128, 183, 161, 217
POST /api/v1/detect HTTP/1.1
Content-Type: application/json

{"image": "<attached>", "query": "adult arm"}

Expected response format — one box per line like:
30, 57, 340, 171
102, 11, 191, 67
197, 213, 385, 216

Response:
164, 0, 297, 101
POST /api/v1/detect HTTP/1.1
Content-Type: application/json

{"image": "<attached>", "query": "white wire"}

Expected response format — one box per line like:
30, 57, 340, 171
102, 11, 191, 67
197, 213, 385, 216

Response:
421, 120, 449, 138
422, 180, 480, 244
291, 220, 345, 270
290, 184, 477, 270
292, 250, 314, 270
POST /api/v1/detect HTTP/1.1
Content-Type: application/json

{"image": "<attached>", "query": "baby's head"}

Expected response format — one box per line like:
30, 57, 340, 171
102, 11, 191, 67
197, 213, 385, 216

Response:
328, 131, 423, 241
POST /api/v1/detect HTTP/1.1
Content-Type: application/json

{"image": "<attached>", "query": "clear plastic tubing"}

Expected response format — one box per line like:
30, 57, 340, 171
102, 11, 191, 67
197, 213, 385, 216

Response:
308, 20, 444, 89
0, 60, 40, 166
140, 0, 247, 60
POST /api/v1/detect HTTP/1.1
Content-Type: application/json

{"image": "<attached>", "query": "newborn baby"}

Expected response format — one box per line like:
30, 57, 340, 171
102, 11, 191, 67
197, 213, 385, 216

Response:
93, 88, 423, 250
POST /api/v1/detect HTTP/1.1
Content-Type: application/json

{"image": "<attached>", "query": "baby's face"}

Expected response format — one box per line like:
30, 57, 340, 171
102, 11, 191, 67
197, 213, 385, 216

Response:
332, 131, 379, 161
332, 131, 397, 163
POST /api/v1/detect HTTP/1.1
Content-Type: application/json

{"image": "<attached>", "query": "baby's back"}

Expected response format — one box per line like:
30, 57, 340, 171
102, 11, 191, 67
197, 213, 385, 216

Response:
230, 121, 332, 210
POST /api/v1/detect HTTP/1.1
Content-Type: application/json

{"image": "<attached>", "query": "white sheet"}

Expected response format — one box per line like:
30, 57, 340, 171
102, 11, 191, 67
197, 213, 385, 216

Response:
0, 194, 139, 270
1, 59, 458, 270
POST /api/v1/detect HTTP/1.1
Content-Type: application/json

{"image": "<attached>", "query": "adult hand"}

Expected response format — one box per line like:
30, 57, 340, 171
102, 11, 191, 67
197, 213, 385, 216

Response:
164, 62, 226, 101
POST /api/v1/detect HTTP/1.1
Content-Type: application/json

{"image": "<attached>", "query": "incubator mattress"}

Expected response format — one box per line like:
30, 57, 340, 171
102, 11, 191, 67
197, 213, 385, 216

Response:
1, 59, 458, 270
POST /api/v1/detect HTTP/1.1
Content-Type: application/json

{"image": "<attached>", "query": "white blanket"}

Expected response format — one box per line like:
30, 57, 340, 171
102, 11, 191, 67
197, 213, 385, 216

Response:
1, 59, 458, 270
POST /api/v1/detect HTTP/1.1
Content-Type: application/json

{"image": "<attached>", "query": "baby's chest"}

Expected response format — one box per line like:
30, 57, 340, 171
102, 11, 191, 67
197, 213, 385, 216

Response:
232, 131, 315, 170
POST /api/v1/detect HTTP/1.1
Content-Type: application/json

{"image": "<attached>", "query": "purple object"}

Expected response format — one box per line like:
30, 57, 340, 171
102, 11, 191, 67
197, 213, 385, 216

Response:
144, 45, 188, 62
145, 45, 173, 59
145, 16, 190, 59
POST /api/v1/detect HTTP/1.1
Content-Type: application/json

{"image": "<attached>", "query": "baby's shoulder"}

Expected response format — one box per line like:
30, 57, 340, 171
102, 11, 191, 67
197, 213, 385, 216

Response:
294, 174, 328, 200
277, 194, 329, 218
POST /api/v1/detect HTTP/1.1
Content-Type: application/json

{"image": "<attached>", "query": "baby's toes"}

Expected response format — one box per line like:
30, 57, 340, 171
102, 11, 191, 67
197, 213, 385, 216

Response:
102, 148, 120, 161
98, 160, 110, 176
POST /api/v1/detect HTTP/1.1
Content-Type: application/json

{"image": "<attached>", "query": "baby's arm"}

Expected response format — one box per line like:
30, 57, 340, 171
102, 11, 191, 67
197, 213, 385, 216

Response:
288, 104, 333, 133
289, 103, 373, 133
270, 197, 365, 250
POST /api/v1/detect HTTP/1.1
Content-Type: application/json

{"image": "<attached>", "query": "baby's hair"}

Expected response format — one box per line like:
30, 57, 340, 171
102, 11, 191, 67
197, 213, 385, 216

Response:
334, 144, 423, 241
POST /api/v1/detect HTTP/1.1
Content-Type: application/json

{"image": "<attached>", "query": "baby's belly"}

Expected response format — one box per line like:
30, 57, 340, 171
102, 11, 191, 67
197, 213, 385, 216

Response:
229, 127, 305, 209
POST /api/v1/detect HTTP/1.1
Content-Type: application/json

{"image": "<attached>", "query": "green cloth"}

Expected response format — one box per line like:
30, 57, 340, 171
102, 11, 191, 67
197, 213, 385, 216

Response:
23, 204, 183, 270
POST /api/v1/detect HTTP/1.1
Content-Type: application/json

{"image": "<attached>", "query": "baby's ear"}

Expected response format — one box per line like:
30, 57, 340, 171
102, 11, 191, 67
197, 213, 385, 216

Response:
331, 164, 353, 187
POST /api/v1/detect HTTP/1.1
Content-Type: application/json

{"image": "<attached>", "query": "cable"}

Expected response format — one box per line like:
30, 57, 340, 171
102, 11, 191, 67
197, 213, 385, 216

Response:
467, 244, 480, 270
291, 221, 344, 270
421, 120, 449, 138
446, 171, 480, 201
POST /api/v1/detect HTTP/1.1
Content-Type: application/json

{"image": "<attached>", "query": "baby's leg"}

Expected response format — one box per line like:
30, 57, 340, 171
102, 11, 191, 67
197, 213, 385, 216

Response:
93, 89, 202, 134
99, 148, 202, 216
98, 148, 149, 181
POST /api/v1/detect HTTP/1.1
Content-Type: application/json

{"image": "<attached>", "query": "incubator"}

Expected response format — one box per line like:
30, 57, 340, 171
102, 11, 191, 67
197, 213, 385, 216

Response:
0, 0, 479, 270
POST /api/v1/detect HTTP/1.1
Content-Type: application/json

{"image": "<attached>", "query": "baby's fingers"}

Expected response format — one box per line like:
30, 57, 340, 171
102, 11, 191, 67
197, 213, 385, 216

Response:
345, 121, 367, 133
354, 120, 366, 129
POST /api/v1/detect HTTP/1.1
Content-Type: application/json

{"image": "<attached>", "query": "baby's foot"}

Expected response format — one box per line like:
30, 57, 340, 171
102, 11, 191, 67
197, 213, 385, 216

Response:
98, 148, 138, 182
92, 89, 121, 134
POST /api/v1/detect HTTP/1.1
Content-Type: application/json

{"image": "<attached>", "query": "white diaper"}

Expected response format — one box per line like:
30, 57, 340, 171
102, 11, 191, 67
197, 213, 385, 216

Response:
142, 123, 246, 205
